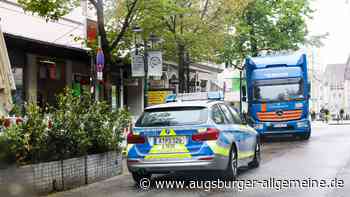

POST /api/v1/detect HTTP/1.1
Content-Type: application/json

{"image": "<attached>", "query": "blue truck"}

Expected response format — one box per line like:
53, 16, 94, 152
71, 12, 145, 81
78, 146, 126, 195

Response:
243, 53, 311, 139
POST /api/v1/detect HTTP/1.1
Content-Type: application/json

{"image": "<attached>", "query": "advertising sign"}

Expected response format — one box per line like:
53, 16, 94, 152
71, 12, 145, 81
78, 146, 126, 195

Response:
131, 52, 145, 77
86, 19, 97, 46
148, 90, 173, 106
147, 51, 162, 77
96, 48, 104, 81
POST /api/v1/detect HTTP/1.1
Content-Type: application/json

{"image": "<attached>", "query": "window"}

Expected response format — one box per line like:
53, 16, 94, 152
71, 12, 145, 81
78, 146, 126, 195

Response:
211, 105, 226, 124
253, 78, 303, 102
219, 104, 235, 124
227, 105, 242, 124
135, 107, 208, 127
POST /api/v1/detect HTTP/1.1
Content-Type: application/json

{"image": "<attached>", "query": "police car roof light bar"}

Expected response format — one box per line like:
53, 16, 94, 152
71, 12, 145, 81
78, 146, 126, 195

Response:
165, 92, 224, 103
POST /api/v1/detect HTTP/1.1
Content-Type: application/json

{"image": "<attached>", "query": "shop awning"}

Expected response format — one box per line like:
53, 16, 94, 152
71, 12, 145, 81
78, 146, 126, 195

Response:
0, 23, 15, 116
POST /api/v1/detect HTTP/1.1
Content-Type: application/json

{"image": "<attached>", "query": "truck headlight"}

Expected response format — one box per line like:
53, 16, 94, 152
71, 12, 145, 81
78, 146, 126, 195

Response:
295, 103, 303, 108
297, 121, 308, 128
254, 123, 264, 130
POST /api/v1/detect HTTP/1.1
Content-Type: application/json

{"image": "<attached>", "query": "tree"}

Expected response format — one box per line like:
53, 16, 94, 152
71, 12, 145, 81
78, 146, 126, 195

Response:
223, 0, 314, 68
18, 0, 141, 101
138, 0, 248, 93
19, 0, 141, 65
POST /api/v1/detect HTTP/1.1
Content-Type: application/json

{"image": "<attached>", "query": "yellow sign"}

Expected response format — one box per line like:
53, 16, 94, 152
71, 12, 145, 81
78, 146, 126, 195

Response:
148, 90, 172, 106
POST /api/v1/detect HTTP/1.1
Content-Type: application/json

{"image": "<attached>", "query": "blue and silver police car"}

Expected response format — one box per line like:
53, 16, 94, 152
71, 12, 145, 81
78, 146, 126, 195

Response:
127, 92, 261, 183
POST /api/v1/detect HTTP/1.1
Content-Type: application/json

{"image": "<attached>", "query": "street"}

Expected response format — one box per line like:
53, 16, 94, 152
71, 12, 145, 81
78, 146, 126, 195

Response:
49, 122, 350, 197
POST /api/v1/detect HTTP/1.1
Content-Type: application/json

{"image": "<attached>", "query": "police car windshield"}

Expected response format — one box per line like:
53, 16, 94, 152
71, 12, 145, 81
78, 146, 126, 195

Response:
136, 107, 208, 127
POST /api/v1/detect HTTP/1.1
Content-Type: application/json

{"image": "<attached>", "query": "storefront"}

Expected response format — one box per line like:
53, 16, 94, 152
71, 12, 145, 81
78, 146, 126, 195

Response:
4, 33, 91, 108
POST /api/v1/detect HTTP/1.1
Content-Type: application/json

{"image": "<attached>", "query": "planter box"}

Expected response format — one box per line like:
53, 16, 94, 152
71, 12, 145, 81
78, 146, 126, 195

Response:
87, 151, 122, 184
0, 151, 122, 195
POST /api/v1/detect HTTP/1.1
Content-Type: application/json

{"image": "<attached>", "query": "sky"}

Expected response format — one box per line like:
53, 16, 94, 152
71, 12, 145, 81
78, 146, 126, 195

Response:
307, 0, 350, 68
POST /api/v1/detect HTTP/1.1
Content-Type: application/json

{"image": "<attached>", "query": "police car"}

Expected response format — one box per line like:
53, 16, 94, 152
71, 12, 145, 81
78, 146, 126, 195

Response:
127, 92, 261, 183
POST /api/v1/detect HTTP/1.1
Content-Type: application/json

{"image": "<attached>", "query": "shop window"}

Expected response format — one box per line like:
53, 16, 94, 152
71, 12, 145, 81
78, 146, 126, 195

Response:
11, 66, 24, 107
73, 74, 91, 96
189, 78, 196, 92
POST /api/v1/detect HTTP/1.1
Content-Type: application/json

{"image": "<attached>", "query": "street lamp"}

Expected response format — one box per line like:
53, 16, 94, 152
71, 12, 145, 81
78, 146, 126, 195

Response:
132, 26, 142, 55
132, 27, 161, 109
143, 33, 162, 108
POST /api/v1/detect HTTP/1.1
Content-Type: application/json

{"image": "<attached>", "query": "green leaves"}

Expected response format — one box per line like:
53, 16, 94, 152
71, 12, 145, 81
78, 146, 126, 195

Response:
1, 88, 131, 165
4, 103, 48, 164
224, 0, 313, 67
136, 0, 238, 62
18, 0, 80, 21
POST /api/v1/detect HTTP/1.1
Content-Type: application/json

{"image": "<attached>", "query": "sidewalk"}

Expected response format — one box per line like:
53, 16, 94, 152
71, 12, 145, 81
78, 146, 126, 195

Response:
311, 120, 350, 126
328, 120, 350, 125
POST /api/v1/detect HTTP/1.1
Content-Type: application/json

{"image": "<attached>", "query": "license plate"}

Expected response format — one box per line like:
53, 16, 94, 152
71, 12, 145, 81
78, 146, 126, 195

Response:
274, 123, 287, 128
155, 136, 187, 148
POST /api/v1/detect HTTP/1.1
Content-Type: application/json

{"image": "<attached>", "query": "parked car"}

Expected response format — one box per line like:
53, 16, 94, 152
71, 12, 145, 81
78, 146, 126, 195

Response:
126, 93, 261, 183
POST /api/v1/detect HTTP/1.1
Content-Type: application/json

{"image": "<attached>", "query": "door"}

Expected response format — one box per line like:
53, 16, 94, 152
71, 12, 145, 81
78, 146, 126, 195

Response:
218, 104, 247, 158
227, 105, 257, 158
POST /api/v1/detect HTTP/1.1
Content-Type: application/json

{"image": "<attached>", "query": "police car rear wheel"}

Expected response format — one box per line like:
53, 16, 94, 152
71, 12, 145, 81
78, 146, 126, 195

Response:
249, 142, 261, 168
132, 172, 151, 185
224, 145, 238, 181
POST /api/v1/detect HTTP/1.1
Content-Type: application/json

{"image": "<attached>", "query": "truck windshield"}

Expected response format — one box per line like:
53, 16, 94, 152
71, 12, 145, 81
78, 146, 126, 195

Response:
253, 79, 303, 102
135, 107, 208, 127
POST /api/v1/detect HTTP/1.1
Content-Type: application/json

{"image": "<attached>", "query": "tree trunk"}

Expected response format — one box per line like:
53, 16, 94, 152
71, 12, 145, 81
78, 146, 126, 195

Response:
246, 3, 258, 57
185, 51, 190, 93
96, 0, 112, 102
178, 44, 186, 93
250, 33, 258, 57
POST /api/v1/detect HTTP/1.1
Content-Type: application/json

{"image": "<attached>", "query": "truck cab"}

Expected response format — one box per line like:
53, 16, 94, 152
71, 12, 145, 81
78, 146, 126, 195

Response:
243, 54, 311, 139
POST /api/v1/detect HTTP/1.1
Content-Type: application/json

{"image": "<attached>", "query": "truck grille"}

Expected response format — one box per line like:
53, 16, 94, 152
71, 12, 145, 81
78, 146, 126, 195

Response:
257, 110, 302, 122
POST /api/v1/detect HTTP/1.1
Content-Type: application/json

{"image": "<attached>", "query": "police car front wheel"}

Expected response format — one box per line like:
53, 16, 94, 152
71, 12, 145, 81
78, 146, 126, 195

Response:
248, 142, 261, 168
223, 145, 238, 181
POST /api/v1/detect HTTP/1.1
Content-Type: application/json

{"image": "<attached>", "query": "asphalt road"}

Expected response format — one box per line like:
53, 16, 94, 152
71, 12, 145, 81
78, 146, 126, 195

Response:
50, 122, 350, 197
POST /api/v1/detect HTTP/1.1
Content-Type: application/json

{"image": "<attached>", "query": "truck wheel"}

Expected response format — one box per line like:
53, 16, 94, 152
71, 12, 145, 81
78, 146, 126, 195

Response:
249, 141, 261, 168
223, 145, 238, 181
301, 132, 311, 140
132, 172, 151, 185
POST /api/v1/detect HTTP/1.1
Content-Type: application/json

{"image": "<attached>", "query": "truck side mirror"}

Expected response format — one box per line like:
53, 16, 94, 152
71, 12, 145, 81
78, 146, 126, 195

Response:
240, 112, 254, 126
240, 113, 248, 125
242, 86, 246, 97
242, 86, 247, 102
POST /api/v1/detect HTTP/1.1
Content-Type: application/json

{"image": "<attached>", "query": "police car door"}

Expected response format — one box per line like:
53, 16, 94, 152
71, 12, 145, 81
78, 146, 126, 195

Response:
227, 105, 256, 160
217, 104, 245, 157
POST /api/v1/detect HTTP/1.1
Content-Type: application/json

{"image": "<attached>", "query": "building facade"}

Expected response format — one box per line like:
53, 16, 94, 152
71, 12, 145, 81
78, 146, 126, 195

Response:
322, 64, 348, 115
125, 61, 224, 119
1, 0, 224, 119
0, 0, 95, 109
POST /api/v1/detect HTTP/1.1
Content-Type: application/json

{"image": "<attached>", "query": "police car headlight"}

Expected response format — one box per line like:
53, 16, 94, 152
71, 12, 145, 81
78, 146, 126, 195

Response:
254, 123, 264, 130
297, 121, 308, 128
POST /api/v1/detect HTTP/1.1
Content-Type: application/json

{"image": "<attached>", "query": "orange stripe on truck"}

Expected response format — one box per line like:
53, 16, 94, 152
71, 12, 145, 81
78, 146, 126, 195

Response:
261, 103, 267, 112
257, 110, 302, 122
